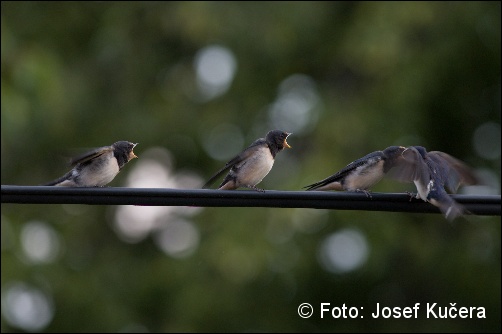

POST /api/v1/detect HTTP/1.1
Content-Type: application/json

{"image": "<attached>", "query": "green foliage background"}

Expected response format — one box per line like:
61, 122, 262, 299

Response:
1, 2, 500, 332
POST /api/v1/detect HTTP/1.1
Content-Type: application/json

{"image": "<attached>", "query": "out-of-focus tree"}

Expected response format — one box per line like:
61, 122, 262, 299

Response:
1, 2, 500, 332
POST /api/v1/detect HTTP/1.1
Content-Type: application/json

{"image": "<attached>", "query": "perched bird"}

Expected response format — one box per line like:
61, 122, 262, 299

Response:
44, 141, 138, 187
303, 146, 407, 197
392, 146, 479, 220
202, 130, 292, 191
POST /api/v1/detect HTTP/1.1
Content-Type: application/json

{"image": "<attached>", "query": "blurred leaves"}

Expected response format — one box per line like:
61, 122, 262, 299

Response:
1, 1, 500, 333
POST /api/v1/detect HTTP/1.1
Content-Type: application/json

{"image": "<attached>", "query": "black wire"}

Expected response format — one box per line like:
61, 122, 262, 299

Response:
1, 185, 500, 216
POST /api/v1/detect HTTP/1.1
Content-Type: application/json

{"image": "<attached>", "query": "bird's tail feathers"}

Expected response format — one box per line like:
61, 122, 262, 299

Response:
439, 197, 466, 222
303, 180, 327, 191
303, 179, 342, 191
41, 171, 73, 186
202, 165, 232, 189
303, 184, 319, 191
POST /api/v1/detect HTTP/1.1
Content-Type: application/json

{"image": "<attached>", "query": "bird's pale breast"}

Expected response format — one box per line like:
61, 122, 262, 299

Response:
235, 146, 274, 187
344, 158, 384, 191
78, 151, 120, 186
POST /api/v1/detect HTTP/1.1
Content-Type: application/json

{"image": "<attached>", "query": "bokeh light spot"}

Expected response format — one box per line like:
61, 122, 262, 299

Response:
153, 219, 200, 258
113, 147, 203, 244
21, 221, 61, 264
194, 45, 237, 100
202, 123, 244, 161
1, 282, 54, 332
318, 228, 369, 274
268, 74, 321, 134
472, 122, 501, 160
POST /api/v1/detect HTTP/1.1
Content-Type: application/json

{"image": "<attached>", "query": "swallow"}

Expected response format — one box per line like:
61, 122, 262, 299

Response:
391, 146, 479, 220
202, 130, 292, 191
303, 146, 407, 197
43, 141, 138, 187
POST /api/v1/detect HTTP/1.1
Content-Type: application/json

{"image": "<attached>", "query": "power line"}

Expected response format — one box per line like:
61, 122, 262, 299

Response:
1, 185, 500, 216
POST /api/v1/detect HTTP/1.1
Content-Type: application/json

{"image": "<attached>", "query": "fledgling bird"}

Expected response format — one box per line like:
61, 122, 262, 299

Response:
303, 146, 407, 197
202, 130, 292, 191
392, 146, 479, 221
43, 141, 138, 187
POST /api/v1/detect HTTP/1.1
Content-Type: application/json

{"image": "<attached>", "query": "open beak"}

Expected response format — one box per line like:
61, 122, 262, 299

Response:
284, 133, 292, 149
130, 143, 139, 159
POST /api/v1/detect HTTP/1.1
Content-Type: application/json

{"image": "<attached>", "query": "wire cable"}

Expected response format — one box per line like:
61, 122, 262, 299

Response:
1, 185, 500, 216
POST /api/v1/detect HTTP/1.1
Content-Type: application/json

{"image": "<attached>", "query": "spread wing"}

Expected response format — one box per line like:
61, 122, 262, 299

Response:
202, 138, 266, 189
428, 151, 479, 193
69, 146, 113, 166
388, 146, 430, 186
